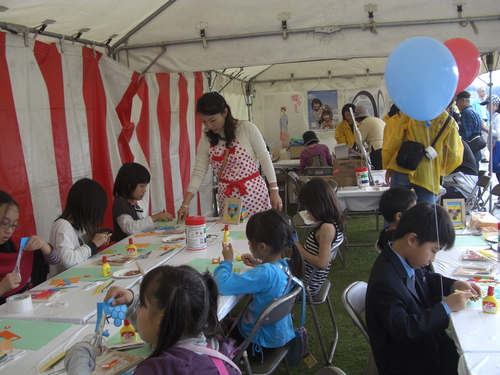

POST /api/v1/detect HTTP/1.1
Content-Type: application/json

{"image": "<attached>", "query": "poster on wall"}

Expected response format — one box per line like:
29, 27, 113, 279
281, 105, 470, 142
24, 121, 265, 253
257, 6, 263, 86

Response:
307, 90, 338, 130
262, 92, 305, 149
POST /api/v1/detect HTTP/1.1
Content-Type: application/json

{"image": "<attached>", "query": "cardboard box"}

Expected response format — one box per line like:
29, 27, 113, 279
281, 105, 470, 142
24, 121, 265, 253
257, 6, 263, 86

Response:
332, 158, 366, 186
289, 146, 304, 159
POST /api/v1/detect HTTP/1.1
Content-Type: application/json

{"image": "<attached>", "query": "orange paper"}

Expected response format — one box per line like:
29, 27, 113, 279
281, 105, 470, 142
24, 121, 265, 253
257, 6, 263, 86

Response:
49, 277, 80, 286
0, 339, 13, 353
134, 233, 155, 238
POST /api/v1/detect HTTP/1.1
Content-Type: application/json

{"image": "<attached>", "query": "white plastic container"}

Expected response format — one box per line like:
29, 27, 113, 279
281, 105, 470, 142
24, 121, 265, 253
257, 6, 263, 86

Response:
185, 216, 207, 251
355, 167, 370, 188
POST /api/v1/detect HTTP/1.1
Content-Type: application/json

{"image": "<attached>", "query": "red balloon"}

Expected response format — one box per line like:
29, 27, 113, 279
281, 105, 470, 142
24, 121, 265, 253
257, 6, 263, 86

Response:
444, 38, 481, 93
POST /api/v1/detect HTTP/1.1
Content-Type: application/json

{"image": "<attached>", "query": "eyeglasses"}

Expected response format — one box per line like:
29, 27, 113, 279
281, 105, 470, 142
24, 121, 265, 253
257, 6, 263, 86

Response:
1, 222, 20, 231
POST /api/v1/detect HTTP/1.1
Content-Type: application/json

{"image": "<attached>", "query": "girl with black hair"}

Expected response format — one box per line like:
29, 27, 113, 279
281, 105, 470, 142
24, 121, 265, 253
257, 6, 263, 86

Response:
112, 162, 173, 242
297, 179, 345, 296
214, 209, 304, 361
177, 92, 282, 221
0, 191, 60, 304
49, 178, 109, 276
64, 265, 240, 375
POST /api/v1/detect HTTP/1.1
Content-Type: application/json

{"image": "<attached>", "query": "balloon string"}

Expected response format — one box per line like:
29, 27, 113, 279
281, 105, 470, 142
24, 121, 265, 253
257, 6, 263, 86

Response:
426, 126, 440, 250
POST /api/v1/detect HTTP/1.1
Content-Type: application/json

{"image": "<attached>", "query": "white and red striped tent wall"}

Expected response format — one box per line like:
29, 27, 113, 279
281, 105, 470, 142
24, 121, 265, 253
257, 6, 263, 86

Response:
0, 32, 211, 241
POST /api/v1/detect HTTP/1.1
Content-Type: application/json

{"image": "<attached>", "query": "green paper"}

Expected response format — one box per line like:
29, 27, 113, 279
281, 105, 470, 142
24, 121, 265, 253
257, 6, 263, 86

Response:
54, 266, 124, 282
455, 236, 489, 247
187, 258, 245, 274
107, 331, 152, 357
100, 243, 164, 256
154, 220, 178, 228
228, 231, 247, 240
0, 319, 72, 351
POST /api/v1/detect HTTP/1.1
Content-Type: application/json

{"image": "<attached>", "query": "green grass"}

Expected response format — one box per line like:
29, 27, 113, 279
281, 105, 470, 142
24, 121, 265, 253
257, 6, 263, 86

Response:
273, 214, 382, 375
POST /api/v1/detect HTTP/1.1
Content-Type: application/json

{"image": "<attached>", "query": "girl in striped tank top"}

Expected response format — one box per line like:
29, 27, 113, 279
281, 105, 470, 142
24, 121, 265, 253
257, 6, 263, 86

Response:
296, 179, 345, 296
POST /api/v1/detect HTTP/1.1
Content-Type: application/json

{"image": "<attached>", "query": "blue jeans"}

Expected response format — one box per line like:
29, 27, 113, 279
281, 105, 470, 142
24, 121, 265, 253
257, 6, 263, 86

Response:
390, 171, 436, 204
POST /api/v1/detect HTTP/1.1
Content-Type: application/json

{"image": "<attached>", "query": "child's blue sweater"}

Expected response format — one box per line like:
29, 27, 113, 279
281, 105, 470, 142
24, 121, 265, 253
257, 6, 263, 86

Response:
214, 259, 295, 348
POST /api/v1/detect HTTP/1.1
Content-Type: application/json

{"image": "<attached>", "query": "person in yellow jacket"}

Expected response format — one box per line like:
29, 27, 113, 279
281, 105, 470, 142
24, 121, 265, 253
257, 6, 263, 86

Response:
383, 104, 402, 149
335, 103, 357, 149
383, 110, 463, 203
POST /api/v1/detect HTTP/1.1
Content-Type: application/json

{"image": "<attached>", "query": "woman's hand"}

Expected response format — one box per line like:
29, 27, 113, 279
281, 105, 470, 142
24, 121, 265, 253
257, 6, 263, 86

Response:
270, 189, 283, 211
222, 242, 234, 262
91, 232, 111, 248
241, 253, 262, 267
177, 205, 189, 223
104, 286, 134, 306
385, 169, 392, 185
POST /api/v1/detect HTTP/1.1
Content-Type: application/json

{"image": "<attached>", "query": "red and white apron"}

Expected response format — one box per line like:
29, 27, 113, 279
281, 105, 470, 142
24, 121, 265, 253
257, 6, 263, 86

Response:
210, 140, 271, 215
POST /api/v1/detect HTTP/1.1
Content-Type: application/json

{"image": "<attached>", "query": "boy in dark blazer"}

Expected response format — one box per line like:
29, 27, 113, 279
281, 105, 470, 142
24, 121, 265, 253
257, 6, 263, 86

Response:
366, 202, 481, 375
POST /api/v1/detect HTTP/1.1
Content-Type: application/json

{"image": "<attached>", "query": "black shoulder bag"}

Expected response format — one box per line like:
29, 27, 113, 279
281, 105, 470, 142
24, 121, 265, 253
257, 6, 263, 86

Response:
396, 115, 451, 171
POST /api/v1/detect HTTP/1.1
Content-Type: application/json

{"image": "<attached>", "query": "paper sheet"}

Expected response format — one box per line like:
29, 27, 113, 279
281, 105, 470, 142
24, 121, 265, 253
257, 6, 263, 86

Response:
0, 319, 72, 351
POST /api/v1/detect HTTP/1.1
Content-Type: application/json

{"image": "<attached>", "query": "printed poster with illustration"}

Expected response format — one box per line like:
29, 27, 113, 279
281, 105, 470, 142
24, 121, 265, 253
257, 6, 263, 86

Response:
262, 92, 304, 149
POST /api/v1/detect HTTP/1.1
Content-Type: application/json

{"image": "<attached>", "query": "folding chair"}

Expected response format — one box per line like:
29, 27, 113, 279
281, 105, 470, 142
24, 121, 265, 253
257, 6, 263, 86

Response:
274, 167, 288, 214
374, 241, 382, 254
465, 174, 491, 212
288, 171, 305, 215
304, 167, 334, 176
306, 256, 341, 365
481, 183, 500, 214
341, 281, 379, 375
233, 284, 303, 375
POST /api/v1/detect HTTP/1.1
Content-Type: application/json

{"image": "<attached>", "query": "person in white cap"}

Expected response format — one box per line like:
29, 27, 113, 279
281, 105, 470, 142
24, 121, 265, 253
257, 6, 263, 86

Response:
354, 105, 385, 169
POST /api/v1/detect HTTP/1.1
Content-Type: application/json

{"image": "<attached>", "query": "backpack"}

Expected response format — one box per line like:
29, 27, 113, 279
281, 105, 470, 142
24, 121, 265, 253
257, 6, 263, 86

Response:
304, 147, 328, 168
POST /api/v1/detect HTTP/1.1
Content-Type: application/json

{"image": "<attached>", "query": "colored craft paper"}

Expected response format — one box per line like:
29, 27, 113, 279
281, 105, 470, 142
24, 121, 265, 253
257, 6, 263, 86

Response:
0, 319, 72, 351
98, 243, 161, 255
154, 220, 177, 228
107, 332, 152, 357
455, 236, 489, 247
19, 237, 29, 250
134, 233, 155, 238
229, 231, 247, 240
187, 258, 245, 274
49, 277, 80, 286
51, 267, 123, 282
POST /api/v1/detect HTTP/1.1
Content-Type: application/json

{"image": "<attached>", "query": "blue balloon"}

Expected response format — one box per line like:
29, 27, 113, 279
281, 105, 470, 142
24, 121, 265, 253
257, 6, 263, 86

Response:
385, 37, 458, 121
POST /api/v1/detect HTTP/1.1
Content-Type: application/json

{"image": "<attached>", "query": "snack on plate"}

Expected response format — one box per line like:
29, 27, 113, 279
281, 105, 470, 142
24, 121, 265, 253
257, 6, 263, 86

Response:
468, 212, 499, 232
122, 270, 141, 277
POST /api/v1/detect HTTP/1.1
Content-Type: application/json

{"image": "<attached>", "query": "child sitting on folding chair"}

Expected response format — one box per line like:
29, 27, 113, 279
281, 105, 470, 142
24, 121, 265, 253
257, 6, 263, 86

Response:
296, 178, 345, 296
214, 209, 305, 361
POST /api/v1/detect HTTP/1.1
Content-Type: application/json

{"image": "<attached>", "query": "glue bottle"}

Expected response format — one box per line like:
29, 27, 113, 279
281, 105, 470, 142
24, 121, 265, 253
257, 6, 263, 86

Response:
126, 238, 138, 257
120, 319, 137, 343
482, 286, 498, 314
223, 224, 230, 243
101, 256, 111, 277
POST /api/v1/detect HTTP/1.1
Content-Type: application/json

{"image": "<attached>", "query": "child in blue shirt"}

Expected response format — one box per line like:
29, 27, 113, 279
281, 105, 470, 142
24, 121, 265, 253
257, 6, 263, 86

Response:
214, 209, 304, 360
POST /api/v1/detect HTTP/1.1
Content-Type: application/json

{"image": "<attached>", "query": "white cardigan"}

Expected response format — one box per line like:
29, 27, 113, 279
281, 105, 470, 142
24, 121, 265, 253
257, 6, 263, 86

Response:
186, 120, 276, 195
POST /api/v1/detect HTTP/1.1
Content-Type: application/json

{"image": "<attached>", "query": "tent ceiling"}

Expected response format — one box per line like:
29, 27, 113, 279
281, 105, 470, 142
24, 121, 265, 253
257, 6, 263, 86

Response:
1, 0, 499, 79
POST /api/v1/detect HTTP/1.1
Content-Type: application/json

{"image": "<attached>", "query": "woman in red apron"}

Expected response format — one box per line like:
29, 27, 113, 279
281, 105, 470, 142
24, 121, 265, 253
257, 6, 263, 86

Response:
177, 92, 282, 221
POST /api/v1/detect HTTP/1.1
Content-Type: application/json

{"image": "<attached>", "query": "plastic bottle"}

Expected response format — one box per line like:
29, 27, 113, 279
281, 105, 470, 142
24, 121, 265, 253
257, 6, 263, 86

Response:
185, 216, 207, 252
120, 319, 137, 343
482, 286, 498, 314
126, 238, 138, 257
223, 224, 229, 243
101, 256, 111, 277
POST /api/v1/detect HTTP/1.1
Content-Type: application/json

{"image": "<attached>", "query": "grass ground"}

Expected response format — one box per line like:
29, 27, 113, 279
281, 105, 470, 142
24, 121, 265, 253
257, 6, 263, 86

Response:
272, 214, 383, 375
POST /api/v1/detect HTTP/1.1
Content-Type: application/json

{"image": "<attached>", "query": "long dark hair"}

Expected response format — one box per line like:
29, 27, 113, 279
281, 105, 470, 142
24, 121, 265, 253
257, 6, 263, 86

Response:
0, 191, 19, 215
246, 209, 305, 279
197, 92, 237, 148
113, 162, 151, 199
341, 103, 356, 122
298, 178, 346, 232
60, 178, 107, 235
140, 265, 220, 358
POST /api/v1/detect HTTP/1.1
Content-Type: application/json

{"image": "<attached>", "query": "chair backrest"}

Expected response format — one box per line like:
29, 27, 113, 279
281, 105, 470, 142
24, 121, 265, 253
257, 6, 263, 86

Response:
477, 174, 491, 189
233, 283, 303, 363
478, 169, 488, 178
327, 179, 339, 192
341, 281, 370, 343
374, 241, 382, 254
274, 167, 287, 184
305, 167, 334, 176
